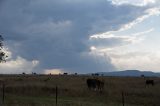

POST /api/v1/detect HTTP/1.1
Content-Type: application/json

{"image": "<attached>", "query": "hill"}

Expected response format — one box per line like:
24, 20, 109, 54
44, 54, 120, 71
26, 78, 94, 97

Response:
96, 70, 160, 77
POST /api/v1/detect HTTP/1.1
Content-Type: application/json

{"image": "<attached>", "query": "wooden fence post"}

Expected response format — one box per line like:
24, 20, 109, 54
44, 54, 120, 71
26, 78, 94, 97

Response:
56, 86, 58, 106
122, 91, 125, 106
2, 82, 5, 105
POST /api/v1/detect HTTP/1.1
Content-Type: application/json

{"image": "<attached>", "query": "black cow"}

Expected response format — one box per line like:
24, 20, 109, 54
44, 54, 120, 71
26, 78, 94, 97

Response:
146, 79, 154, 86
87, 78, 104, 92
96, 79, 104, 91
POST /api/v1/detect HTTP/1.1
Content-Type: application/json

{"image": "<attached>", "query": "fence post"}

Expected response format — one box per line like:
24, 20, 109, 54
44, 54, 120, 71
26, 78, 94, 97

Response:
56, 86, 58, 106
122, 91, 125, 106
2, 82, 5, 105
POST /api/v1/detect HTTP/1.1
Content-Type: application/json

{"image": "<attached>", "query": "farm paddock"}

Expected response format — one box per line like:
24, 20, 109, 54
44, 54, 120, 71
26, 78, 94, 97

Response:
0, 75, 159, 106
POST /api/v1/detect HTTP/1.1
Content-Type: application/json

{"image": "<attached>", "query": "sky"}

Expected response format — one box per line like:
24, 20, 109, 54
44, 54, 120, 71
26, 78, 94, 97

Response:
0, 0, 160, 74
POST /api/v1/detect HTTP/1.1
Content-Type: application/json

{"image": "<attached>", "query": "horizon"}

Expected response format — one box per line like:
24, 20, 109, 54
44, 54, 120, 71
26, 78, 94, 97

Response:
0, 69, 160, 75
0, 0, 160, 74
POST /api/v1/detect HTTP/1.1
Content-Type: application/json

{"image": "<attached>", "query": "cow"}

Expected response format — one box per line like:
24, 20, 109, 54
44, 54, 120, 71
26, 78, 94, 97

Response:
86, 78, 104, 92
146, 79, 154, 86
96, 79, 104, 91
63, 73, 68, 75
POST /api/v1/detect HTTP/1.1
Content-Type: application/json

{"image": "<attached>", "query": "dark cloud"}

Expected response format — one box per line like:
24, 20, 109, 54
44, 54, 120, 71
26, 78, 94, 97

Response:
0, 0, 151, 73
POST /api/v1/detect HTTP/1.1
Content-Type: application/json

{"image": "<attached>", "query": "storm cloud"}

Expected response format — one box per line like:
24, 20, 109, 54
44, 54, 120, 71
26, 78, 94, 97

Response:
0, 0, 156, 73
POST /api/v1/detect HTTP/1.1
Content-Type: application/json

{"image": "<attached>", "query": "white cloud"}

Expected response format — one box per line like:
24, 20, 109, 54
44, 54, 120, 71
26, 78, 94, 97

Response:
88, 1, 160, 72
132, 28, 154, 36
89, 27, 156, 71
109, 51, 160, 72
0, 56, 39, 74
119, 7, 160, 31
90, 28, 154, 48
90, 7, 159, 39
90, 33, 138, 46
0, 47, 39, 74
109, 0, 156, 6
89, 6, 159, 50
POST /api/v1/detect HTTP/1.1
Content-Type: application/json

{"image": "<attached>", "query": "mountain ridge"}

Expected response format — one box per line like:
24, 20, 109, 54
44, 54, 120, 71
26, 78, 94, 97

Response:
95, 70, 160, 77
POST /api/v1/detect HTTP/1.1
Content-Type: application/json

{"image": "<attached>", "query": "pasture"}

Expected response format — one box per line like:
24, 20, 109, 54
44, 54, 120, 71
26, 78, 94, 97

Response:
0, 75, 160, 106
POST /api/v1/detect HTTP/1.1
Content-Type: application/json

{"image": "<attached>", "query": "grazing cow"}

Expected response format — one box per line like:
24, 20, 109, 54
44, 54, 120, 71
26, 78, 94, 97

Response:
63, 73, 68, 75
87, 78, 104, 92
146, 79, 154, 86
96, 79, 104, 91
87, 79, 97, 90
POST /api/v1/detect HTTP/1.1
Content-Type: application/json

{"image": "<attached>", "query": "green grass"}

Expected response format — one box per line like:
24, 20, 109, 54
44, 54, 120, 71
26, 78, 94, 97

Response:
0, 75, 159, 106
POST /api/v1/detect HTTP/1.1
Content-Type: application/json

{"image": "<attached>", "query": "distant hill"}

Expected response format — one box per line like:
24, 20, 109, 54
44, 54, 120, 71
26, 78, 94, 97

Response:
95, 70, 160, 77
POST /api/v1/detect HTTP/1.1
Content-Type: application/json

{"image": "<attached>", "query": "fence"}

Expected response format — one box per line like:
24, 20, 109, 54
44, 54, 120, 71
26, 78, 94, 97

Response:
0, 83, 128, 106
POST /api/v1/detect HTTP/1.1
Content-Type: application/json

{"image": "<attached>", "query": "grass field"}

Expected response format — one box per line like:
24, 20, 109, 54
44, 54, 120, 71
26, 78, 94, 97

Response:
0, 75, 159, 106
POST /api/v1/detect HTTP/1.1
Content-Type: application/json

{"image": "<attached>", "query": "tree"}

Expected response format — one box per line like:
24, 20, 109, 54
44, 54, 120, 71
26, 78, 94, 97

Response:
0, 35, 7, 62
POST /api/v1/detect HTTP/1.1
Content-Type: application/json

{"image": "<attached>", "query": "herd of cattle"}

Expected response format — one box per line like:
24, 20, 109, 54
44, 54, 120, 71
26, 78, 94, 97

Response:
86, 78, 155, 92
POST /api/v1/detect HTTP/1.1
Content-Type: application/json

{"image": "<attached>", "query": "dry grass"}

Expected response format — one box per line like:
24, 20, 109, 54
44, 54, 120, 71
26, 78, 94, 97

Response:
0, 75, 159, 106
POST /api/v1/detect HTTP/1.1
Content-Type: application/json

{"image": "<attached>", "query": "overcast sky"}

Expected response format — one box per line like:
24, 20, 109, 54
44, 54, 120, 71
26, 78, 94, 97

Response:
0, 0, 160, 74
